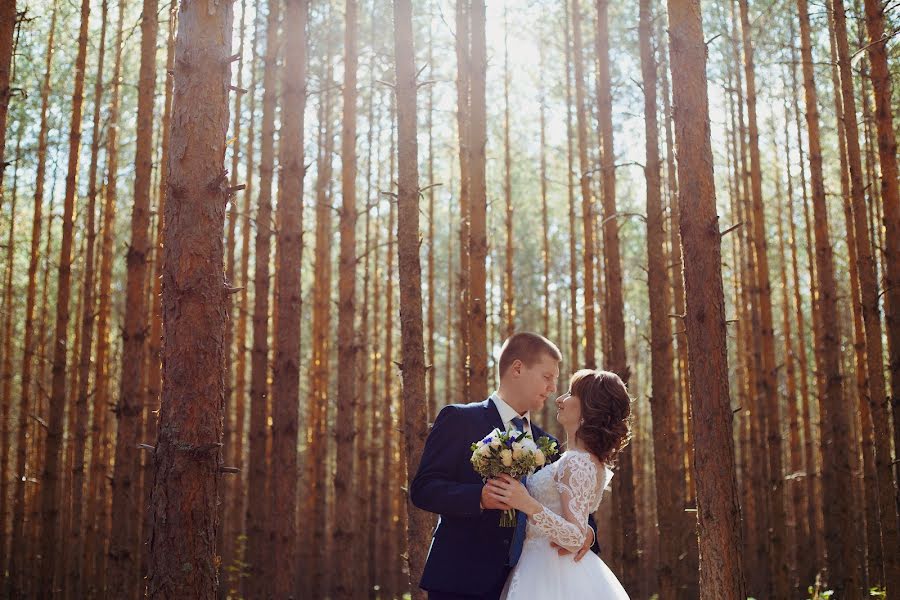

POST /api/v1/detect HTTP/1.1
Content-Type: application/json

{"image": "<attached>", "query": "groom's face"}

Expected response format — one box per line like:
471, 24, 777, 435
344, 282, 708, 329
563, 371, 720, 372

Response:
512, 353, 560, 413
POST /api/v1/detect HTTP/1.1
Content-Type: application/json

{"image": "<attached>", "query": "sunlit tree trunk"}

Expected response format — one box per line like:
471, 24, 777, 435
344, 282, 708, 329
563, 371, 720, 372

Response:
861, 0, 900, 513
467, 0, 488, 401
39, 0, 90, 593
571, 0, 596, 369
455, 0, 471, 403
0, 0, 14, 194
146, 0, 233, 596
831, 0, 900, 593
7, 3, 56, 595
245, 1, 280, 596
665, 0, 747, 596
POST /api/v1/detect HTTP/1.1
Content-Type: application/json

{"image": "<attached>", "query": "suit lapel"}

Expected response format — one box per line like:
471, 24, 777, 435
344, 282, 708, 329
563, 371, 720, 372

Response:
482, 397, 506, 433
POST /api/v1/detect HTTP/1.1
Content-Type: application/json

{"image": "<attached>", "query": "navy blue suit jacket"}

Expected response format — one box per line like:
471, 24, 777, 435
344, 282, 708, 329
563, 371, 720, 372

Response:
410, 398, 599, 597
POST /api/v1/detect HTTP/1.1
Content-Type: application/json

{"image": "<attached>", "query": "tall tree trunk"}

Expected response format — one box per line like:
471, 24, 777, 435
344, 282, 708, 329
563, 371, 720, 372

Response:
7, 3, 56, 595
563, 0, 579, 376
665, 1, 747, 597
639, 2, 690, 597
861, 0, 900, 511
108, 0, 158, 595
144, 3, 177, 590
67, 2, 108, 593
244, 1, 279, 595
0, 124, 21, 584
796, 0, 861, 594
467, 0, 488, 401
426, 23, 437, 421
394, 2, 429, 594
502, 8, 514, 338
538, 28, 550, 340
455, 0, 471, 403
333, 0, 360, 596
146, 0, 233, 596
0, 0, 14, 195
832, 0, 900, 592
571, 0, 597, 369
736, 5, 790, 597
39, 0, 90, 594
271, 0, 307, 596
595, 1, 637, 590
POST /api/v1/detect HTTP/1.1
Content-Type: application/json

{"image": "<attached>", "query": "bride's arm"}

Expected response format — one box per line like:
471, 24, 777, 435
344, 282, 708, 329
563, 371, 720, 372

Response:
497, 453, 598, 553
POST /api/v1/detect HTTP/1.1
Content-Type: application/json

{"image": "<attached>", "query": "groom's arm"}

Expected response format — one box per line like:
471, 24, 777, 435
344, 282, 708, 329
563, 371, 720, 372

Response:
410, 405, 484, 518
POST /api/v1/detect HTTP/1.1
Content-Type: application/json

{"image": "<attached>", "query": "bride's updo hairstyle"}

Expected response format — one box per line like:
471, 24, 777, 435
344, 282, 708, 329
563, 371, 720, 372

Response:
569, 369, 632, 464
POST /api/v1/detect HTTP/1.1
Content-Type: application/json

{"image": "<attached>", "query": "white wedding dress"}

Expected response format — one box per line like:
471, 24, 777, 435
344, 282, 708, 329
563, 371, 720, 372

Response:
500, 449, 629, 599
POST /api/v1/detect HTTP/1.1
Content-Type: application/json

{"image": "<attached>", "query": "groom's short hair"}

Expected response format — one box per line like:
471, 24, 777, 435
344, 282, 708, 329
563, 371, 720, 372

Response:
498, 332, 562, 378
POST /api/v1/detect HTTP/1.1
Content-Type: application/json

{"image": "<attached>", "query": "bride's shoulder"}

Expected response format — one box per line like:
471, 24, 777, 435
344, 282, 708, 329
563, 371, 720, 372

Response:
559, 449, 602, 475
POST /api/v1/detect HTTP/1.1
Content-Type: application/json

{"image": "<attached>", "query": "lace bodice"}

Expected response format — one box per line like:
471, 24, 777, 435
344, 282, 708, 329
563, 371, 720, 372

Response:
525, 450, 613, 552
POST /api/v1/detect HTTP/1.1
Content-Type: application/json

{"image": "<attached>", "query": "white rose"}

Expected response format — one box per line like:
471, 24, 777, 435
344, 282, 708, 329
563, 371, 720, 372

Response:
512, 447, 524, 460
522, 438, 537, 452
489, 438, 502, 450
500, 449, 513, 466
534, 449, 546, 467
478, 443, 492, 457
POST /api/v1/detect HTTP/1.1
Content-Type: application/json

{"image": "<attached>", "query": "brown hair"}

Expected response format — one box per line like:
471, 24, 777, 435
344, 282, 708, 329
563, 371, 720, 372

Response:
568, 369, 632, 464
497, 332, 562, 378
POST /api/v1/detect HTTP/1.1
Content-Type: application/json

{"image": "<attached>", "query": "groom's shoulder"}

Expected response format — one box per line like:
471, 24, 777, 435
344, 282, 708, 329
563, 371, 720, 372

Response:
432, 399, 490, 425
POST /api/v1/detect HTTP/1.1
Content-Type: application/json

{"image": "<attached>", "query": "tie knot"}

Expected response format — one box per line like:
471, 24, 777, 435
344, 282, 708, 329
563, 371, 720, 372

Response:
511, 416, 527, 432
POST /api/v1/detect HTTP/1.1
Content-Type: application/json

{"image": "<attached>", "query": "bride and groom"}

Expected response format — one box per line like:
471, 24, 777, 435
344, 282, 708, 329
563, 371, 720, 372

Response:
410, 332, 631, 599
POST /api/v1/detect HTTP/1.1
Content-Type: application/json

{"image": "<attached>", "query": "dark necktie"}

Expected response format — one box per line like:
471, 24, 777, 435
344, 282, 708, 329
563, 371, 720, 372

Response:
508, 416, 528, 567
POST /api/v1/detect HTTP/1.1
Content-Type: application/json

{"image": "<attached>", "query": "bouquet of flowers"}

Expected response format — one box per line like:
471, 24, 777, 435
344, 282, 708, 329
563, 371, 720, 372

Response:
470, 427, 559, 526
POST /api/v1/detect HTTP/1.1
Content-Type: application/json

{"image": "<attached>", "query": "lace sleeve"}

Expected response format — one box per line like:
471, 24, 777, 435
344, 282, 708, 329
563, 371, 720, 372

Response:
527, 452, 599, 552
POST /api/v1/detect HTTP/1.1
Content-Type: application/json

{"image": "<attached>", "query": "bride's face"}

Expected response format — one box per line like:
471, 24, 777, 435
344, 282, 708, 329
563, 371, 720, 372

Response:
554, 391, 582, 431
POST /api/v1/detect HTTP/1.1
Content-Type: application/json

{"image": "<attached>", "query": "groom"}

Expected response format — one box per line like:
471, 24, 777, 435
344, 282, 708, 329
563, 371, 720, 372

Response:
410, 332, 599, 600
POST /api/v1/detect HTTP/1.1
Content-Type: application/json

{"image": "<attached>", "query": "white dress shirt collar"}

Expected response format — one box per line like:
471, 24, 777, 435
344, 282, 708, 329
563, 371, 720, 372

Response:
489, 390, 531, 433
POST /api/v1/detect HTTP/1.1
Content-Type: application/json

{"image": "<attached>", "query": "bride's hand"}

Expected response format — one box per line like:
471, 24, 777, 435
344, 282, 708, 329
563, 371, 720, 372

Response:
494, 474, 542, 515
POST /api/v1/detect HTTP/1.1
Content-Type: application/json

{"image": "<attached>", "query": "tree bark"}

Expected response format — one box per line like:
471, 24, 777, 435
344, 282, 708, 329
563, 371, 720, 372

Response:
467, 0, 488, 401
244, 1, 279, 596
831, 0, 900, 593
393, 2, 429, 595
0, 0, 14, 196
66, 2, 108, 593
861, 0, 900, 513
455, 0, 471, 403
7, 3, 56, 595
39, 0, 90, 593
796, 0, 861, 594
271, 0, 307, 596
108, 0, 157, 595
572, 0, 597, 369
665, 1, 747, 597
146, 0, 233, 596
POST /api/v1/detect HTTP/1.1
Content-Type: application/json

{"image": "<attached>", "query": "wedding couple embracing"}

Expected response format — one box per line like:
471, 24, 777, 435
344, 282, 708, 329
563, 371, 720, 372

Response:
410, 332, 631, 599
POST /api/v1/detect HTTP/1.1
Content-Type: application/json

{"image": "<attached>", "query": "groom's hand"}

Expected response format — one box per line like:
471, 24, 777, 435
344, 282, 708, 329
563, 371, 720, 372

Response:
551, 530, 593, 562
480, 479, 512, 511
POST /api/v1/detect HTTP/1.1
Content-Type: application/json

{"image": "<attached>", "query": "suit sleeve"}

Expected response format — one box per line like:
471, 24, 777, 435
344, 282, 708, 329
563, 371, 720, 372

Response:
410, 405, 484, 518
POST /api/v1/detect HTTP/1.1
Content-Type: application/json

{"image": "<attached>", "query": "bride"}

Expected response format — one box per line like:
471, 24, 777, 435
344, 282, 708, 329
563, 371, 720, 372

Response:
489, 369, 632, 599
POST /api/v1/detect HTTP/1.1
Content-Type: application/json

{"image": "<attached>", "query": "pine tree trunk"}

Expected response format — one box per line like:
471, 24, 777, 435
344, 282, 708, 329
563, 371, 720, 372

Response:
455, 0, 471, 403
0, 0, 14, 194
107, 0, 157, 595
39, 0, 90, 593
796, 0, 861, 593
502, 8, 514, 338
831, 0, 900, 592
394, 2, 429, 594
66, 2, 107, 593
146, 0, 233, 596
7, 3, 56, 595
639, 2, 690, 597
332, 0, 360, 595
861, 0, 900, 513
664, 1, 747, 597
245, 1, 279, 595
426, 26, 437, 421
736, 6, 790, 597
271, 0, 308, 596
538, 30, 550, 339
0, 125, 21, 584
563, 0, 580, 376
571, 0, 597, 369
467, 0, 488, 401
